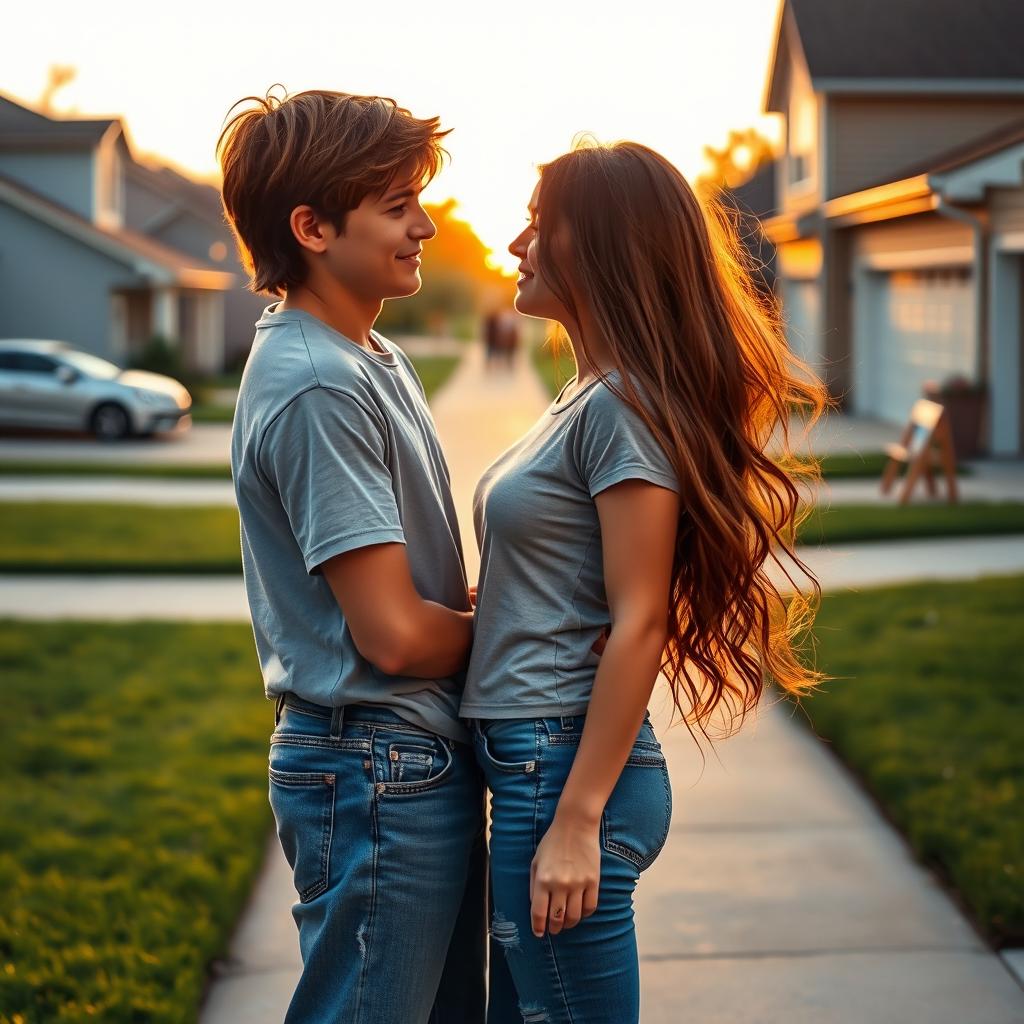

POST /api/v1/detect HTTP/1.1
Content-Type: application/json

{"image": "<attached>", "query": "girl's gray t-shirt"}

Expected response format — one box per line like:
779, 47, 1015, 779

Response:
461, 371, 679, 719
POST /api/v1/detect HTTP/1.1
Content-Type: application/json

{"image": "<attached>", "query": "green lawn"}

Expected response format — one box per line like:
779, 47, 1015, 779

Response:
0, 621, 271, 1023
1, 501, 1021, 574
802, 501, 1024, 545
0, 461, 233, 480
0, 505, 242, 574
804, 575, 1024, 944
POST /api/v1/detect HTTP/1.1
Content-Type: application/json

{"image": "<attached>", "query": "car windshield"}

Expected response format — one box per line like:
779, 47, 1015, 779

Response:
59, 349, 122, 380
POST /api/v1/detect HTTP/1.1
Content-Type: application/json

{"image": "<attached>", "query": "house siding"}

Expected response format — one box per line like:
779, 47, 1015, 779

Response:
0, 150, 95, 220
827, 97, 1024, 199
0, 199, 134, 358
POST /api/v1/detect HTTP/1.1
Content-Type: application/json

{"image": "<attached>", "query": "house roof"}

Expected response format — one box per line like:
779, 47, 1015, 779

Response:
126, 159, 226, 227
0, 92, 124, 150
766, 0, 1024, 110
0, 170, 235, 290
724, 161, 778, 220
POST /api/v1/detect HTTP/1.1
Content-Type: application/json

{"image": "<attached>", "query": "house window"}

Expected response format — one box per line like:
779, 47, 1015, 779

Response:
787, 67, 816, 189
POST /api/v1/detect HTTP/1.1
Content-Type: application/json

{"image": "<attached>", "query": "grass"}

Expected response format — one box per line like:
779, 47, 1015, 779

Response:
0, 621, 271, 1023
0, 505, 242, 574
0, 461, 234, 480
807, 451, 968, 480
1, 501, 1022, 574
801, 502, 1024, 545
531, 340, 577, 399
802, 575, 1024, 944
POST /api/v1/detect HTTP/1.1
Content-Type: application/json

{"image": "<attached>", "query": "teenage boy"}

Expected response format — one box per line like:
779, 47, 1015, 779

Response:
219, 90, 484, 1024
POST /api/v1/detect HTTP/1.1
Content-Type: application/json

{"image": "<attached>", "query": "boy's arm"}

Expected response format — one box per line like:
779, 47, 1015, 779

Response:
261, 386, 471, 678
321, 544, 472, 678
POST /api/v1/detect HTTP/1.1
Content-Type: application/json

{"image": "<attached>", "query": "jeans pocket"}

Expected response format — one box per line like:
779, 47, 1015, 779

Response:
268, 767, 335, 902
388, 740, 442, 784
601, 752, 672, 873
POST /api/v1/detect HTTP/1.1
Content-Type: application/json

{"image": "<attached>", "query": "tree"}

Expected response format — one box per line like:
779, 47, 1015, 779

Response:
376, 199, 516, 337
698, 127, 776, 192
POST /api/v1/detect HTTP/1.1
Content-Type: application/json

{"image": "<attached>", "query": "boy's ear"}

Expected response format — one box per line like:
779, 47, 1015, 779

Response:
289, 205, 331, 254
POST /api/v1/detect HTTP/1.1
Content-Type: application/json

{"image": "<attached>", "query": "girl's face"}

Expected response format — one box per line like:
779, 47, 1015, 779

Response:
508, 181, 571, 322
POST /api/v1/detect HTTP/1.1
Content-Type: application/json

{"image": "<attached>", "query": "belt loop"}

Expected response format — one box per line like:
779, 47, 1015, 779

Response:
274, 693, 286, 726
330, 705, 345, 740
560, 715, 574, 732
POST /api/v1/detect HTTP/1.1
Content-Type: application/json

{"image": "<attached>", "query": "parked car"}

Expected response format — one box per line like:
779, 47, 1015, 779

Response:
0, 340, 192, 440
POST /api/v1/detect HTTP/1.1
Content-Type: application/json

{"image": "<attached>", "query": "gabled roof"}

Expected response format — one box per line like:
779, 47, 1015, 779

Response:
126, 159, 226, 227
0, 91, 125, 150
0, 170, 234, 290
766, 0, 1024, 111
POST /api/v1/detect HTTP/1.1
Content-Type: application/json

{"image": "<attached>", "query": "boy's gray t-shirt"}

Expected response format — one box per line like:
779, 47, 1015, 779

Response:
461, 371, 679, 719
231, 303, 470, 742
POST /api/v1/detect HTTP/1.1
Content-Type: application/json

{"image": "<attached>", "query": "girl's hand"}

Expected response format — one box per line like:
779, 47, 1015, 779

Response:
529, 815, 601, 937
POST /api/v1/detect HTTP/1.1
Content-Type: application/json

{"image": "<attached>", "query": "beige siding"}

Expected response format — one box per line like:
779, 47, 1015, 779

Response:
827, 98, 1024, 199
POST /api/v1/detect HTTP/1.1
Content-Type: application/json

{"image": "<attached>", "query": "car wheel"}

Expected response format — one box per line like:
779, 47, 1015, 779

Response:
90, 403, 131, 440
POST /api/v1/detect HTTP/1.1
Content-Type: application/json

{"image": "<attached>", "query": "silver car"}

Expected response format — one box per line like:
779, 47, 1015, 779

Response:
0, 340, 192, 440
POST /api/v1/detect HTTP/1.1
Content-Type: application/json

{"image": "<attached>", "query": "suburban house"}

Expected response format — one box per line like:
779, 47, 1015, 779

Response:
761, 0, 1024, 456
0, 91, 263, 373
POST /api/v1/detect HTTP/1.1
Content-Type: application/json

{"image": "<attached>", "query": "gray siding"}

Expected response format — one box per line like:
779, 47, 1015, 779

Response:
827, 98, 1024, 199
0, 200, 135, 358
0, 150, 95, 220
991, 187, 1024, 233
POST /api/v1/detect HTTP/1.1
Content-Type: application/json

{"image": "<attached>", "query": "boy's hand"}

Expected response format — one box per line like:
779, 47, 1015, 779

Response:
590, 625, 609, 657
468, 585, 478, 609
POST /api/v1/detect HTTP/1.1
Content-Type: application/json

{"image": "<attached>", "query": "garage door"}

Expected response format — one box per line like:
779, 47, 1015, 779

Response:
857, 268, 976, 423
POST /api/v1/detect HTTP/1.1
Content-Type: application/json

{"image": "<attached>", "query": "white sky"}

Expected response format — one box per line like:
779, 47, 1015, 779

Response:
5, 0, 783, 272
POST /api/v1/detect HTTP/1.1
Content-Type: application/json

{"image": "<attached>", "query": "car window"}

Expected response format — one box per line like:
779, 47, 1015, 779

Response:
0, 351, 58, 373
17, 353, 59, 374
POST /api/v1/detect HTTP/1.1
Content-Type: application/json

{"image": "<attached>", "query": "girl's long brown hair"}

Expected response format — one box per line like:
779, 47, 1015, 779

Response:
536, 141, 829, 739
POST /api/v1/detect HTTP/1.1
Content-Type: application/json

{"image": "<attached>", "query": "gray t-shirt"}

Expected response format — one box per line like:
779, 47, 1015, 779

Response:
232, 303, 470, 742
461, 371, 679, 719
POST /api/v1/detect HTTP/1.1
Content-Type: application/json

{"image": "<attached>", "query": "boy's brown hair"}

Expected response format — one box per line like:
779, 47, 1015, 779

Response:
217, 88, 449, 296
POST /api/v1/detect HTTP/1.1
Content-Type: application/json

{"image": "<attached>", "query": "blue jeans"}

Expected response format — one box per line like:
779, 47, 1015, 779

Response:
269, 695, 487, 1024
472, 714, 672, 1024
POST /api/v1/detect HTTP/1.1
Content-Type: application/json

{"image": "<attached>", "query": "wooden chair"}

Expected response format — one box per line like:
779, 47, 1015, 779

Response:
880, 399, 958, 506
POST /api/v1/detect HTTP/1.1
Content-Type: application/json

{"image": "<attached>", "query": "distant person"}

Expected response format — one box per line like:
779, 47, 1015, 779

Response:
463, 141, 828, 1022
483, 307, 520, 371
219, 89, 485, 1024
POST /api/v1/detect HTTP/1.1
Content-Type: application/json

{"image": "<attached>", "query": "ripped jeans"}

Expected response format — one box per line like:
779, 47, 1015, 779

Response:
269, 694, 487, 1024
473, 714, 672, 1024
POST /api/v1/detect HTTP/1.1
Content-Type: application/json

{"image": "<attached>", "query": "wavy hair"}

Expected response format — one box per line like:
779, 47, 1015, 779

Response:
217, 87, 449, 296
535, 141, 829, 739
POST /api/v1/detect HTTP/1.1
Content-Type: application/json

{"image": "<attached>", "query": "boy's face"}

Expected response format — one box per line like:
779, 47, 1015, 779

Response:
320, 172, 436, 302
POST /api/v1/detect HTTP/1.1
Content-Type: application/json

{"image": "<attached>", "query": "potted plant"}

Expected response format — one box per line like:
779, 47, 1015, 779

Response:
923, 376, 987, 458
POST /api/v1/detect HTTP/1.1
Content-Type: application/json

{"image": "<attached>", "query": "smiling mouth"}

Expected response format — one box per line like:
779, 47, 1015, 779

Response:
397, 251, 422, 264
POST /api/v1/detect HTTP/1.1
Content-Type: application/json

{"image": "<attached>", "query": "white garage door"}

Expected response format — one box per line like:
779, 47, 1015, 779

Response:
858, 268, 976, 423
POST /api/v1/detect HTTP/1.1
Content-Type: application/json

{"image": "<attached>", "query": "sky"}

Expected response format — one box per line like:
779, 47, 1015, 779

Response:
4, 0, 783, 273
